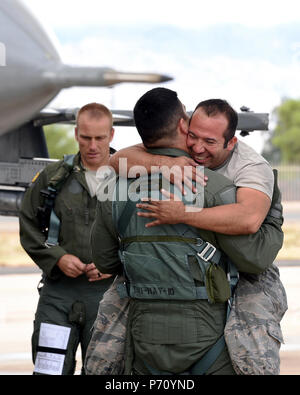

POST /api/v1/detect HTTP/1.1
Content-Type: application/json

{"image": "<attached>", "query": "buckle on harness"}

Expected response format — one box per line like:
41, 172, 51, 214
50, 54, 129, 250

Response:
44, 241, 57, 248
197, 242, 216, 262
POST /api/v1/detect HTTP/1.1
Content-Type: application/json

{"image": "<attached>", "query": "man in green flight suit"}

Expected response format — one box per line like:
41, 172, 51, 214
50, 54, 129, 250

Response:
19, 103, 115, 375
109, 94, 287, 375
91, 88, 284, 375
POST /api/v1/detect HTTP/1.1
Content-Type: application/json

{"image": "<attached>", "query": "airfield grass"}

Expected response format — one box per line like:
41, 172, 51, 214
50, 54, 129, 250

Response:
0, 221, 299, 267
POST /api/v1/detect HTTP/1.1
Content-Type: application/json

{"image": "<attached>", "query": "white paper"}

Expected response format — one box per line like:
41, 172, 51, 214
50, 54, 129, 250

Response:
38, 322, 71, 350
34, 352, 65, 375
33, 323, 71, 375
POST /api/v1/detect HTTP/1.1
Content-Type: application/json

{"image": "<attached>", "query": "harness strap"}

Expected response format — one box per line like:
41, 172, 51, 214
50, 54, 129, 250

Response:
228, 261, 239, 296
189, 335, 226, 375
268, 206, 282, 219
196, 287, 208, 299
117, 198, 136, 237
122, 235, 202, 244
42, 155, 75, 247
121, 235, 221, 265
45, 210, 61, 247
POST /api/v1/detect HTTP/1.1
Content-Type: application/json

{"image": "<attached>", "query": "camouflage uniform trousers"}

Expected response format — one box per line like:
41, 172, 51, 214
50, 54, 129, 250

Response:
85, 275, 130, 375
224, 264, 288, 375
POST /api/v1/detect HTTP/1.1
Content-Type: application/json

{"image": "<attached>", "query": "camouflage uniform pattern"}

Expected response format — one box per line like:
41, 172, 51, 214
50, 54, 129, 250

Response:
85, 275, 130, 375
224, 264, 288, 375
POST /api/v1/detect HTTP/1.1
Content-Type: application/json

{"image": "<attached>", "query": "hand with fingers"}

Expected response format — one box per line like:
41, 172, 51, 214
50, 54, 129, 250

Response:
57, 255, 113, 280
136, 189, 187, 228
159, 156, 207, 195
85, 263, 113, 282
57, 254, 86, 278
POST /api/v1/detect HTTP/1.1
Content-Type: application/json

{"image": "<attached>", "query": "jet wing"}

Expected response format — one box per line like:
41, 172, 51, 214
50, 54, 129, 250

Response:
32, 108, 269, 132
112, 110, 269, 131
32, 108, 134, 127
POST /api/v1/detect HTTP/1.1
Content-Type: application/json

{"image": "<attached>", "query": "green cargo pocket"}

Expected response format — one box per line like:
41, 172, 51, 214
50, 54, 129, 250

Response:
132, 310, 200, 344
206, 264, 231, 304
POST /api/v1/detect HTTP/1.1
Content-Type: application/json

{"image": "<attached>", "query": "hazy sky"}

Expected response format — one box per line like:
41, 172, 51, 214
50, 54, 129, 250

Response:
24, 0, 300, 152
25, 0, 300, 28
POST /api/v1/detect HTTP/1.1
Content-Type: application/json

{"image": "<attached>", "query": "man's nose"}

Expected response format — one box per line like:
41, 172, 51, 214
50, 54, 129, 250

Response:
193, 141, 205, 153
89, 138, 97, 150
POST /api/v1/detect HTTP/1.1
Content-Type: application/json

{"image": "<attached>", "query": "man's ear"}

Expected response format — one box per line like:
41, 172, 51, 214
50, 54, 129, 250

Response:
109, 128, 115, 143
226, 136, 237, 151
179, 117, 189, 135
75, 127, 79, 142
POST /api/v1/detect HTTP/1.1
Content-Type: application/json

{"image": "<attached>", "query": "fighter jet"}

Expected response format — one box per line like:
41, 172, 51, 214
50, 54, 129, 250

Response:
0, 0, 269, 216
0, 0, 173, 215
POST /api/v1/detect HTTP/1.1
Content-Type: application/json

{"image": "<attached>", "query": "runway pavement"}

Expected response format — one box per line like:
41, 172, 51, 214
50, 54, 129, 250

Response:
0, 264, 299, 375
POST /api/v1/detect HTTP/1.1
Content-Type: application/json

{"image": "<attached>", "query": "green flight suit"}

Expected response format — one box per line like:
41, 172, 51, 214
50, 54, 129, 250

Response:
91, 147, 283, 375
19, 152, 113, 375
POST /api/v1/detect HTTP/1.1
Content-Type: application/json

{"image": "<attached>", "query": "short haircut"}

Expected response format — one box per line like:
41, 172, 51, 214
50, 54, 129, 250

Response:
133, 87, 187, 147
77, 102, 113, 129
194, 99, 238, 147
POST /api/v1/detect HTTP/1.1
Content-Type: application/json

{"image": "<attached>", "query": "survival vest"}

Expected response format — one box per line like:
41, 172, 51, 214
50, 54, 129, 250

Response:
113, 173, 239, 304
112, 173, 239, 374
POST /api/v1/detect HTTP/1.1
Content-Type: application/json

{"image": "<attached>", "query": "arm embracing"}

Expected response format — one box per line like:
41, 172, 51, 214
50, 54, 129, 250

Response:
216, 170, 283, 273
217, 214, 283, 274
109, 144, 158, 175
109, 144, 204, 194
136, 176, 283, 274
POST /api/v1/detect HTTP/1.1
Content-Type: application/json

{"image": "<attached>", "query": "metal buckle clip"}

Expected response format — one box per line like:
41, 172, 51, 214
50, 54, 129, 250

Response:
44, 241, 57, 248
197, 242, 216, 262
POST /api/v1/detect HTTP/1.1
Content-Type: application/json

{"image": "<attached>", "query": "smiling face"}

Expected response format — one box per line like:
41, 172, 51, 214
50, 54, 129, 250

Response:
187, 108, 237, 169
75, 111, 114, 171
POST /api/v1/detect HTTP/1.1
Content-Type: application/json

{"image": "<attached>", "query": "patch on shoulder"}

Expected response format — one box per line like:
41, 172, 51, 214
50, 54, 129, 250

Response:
31, 171, 40, 184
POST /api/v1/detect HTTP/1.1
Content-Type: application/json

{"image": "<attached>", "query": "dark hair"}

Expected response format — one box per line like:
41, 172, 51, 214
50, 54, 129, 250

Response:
133, 87, 187, 147
194, 99, 238, 147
